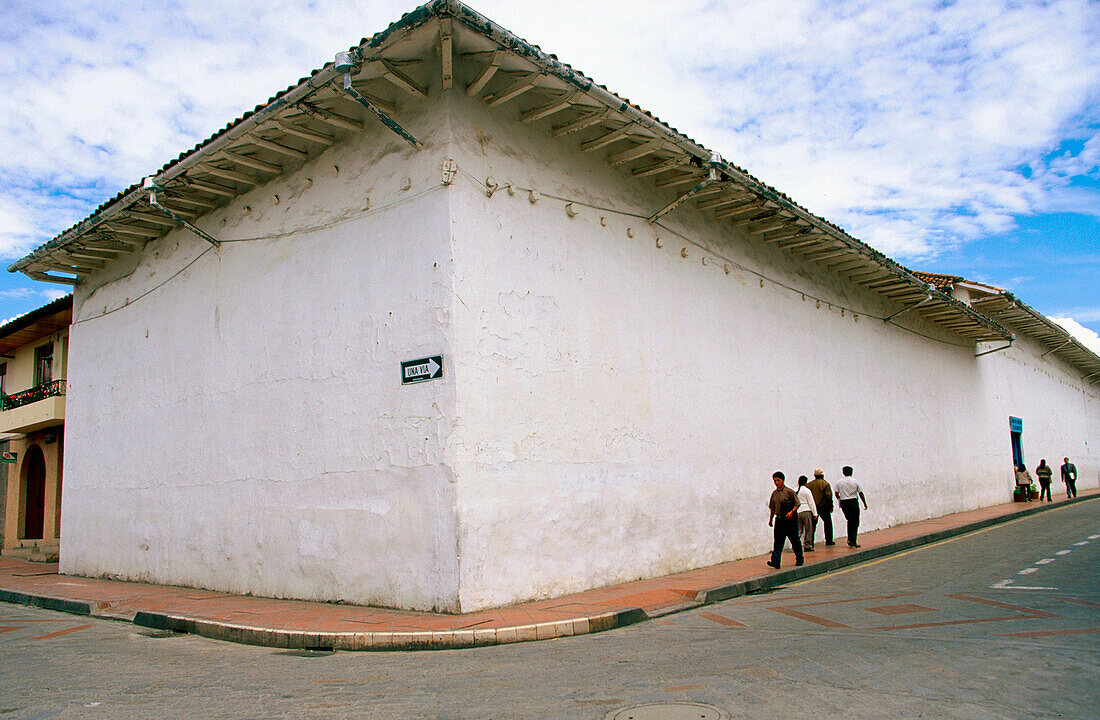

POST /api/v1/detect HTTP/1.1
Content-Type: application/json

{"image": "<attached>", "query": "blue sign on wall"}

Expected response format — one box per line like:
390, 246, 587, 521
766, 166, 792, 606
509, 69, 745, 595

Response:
1009, 416, 1023, 433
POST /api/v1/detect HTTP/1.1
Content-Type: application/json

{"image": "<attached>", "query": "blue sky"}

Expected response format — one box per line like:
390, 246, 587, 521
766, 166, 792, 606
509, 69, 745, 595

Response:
1, 0, 1098, 348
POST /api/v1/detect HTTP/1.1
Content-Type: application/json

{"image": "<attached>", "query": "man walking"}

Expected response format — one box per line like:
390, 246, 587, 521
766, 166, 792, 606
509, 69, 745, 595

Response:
767, 471, 804, 569
834, 465, 868, 548
807, 467, 835, 546
1061, 457, 1078, 498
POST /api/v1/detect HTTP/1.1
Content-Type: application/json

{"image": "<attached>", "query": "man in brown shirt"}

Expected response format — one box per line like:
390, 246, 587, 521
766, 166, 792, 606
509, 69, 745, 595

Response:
807, 468, 835, 547
767, 471, 804, 569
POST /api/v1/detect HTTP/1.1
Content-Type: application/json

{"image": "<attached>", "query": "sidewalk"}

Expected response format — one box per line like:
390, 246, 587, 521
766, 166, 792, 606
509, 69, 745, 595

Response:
2, 492, 1095, 651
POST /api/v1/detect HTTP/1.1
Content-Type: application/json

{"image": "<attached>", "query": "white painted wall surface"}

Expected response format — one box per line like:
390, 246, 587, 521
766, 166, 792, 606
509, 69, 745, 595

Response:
58, 84, 1099, 614
61, 101, 466, 611
444, 93, 1099, 611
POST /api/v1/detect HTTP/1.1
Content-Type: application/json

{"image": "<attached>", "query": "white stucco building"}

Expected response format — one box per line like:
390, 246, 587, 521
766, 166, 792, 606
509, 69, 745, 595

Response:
12, 1, 1099, 613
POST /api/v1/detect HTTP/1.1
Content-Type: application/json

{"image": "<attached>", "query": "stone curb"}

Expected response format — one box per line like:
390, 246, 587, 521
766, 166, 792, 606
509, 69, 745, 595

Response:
2, 495, 1093, 651
132, 607, 647, 651
0, 589, 95, 617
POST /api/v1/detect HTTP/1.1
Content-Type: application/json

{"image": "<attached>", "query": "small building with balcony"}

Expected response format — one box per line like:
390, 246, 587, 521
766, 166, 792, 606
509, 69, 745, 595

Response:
0, 294, 71, 562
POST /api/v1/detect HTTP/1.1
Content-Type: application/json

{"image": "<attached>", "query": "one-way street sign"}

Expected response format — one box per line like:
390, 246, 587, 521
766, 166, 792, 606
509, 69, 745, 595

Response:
401, 355, 444, 384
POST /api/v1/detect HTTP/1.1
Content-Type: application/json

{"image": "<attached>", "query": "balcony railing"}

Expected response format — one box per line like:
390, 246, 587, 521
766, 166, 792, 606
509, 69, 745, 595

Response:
1, 380, 66, 411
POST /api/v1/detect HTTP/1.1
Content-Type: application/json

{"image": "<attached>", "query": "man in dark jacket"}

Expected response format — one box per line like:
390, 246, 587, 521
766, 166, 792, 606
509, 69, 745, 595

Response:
1061, 457, 1078, 498
807, 467, 835, 547
767, 471, 804, 570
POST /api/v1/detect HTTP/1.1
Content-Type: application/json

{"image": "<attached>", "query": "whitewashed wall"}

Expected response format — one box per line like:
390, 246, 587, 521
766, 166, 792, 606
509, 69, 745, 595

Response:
444, 92, 1099, 611
59, 84, 1099, 614
61, 101, 465, 612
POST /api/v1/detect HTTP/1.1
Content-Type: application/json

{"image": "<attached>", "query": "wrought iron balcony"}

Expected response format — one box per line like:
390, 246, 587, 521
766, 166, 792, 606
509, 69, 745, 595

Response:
1, 380, 66, 411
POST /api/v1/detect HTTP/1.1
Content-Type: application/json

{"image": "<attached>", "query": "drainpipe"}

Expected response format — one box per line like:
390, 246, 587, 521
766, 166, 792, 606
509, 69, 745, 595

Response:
882, 287, 936, 323
144, 179, 221, 247
333, 52, 422, 149
975, 338, 1015, 357
647, 152, 722, 223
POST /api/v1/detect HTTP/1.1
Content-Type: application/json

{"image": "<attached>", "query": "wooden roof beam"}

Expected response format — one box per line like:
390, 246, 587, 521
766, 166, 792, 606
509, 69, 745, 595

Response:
270, 119, 333, 146
439, 18, 453, 90
187, 179, 237, 198
654, 171, 704, 188
552, 108, 611, 138
220, 150, 283, 175
376, 58, 428, 98
466, 49, 504, 97
296, 103, 364, 133
581, 124, 635, 152
521, 91, 578, 123
486, 73, 539, 106
633, 155, 691, 178
247, 136, 309, 160
195, 165, 257, 187
608, 138, 663, 166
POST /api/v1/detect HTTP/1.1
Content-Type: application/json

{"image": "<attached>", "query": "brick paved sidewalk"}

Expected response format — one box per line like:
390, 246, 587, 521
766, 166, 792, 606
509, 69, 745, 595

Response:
1, 491, 1095, 651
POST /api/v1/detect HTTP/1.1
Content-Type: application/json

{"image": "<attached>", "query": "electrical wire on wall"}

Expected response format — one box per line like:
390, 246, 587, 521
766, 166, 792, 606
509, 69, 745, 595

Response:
453, 166, 974, 349
71, 183, 447, 326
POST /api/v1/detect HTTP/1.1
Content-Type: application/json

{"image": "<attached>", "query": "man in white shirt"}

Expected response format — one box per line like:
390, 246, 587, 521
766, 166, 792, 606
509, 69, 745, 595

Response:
834, 465, 868, 548
795, 475, 818, 551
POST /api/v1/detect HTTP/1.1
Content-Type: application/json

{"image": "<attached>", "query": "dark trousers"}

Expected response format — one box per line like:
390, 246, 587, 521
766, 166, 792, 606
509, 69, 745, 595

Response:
1039, 482, 1051, 501
812, 510, 833, 545
1065, 480, 1077, 498
771, 517, 803, 568
839, 498, 860, 545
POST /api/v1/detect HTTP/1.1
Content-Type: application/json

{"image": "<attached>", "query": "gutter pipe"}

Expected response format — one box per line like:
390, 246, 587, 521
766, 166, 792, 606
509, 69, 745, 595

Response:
145, 178, 221, 247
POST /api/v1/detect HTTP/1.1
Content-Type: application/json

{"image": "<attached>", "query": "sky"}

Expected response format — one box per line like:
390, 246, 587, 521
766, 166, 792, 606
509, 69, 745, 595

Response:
0, 0, 1097, 350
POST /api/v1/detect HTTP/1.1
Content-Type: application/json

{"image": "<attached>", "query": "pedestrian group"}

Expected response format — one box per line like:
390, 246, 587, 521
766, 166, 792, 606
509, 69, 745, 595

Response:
766, 465, 867, 570
770, 456, 1081, 571
1014, 456, 1079, 503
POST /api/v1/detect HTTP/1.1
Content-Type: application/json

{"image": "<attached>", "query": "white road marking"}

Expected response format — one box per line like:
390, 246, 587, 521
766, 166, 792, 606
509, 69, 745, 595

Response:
1035, 558, 1055, 564
991, 578, 1057, 591
1018, 568, 1038, 575
1056, 550, 1072, 555
1073, 541, 1089, 546
1089, 534, 1099, 540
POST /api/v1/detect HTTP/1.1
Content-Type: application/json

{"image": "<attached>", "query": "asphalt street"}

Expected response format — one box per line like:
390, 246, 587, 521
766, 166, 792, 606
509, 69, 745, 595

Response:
1, 498, 1097, 720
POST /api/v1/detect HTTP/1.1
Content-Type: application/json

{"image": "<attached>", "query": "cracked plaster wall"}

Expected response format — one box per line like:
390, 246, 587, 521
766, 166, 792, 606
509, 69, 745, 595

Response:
444, 91, 1099, 611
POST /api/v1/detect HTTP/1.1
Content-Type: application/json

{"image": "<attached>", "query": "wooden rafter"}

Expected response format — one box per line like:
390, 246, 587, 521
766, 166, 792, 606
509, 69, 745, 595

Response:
607, 138, 662, 166
439, 19, 453, 90
376, 58, 428, 98
248, 136, 309, 159
521, 91, 578, 123
581, 124, 634, 152
270, 119, 333, 146
485, 73, 539, 106
552, 108, 611, 138
466, 49, 504, 97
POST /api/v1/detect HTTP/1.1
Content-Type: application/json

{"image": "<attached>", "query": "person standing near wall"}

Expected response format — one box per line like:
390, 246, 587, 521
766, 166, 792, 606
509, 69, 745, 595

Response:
1035, 459, 1053, 502
807, 467, 835, 547
767, 471, 804, 570
1061, 457, 1078, 498
796, 475, 818, 551
1015, 464, 1034, 501
834, 466, 868, 548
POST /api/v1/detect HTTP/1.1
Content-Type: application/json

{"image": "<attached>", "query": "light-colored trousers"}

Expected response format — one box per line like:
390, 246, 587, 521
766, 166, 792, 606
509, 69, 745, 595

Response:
798, 511, 815, 549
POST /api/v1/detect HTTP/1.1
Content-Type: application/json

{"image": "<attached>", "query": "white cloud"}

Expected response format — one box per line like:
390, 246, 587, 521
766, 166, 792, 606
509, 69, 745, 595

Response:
1049, 315, 1100, 356
0, 0, 1098, 267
